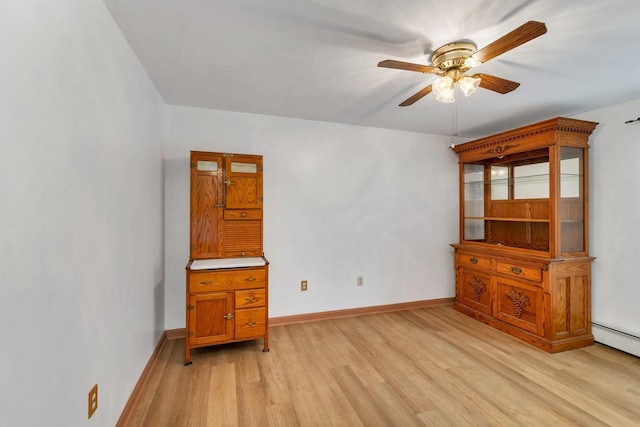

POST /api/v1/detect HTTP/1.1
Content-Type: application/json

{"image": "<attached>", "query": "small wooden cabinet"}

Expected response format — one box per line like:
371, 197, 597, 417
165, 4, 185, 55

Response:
186, 151, 268, 364
451, 117, 598, 353
185, 258, 269, 364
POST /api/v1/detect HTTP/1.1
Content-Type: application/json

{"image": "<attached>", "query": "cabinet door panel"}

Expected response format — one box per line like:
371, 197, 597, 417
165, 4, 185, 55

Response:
495, 278, 543, 334
459, 269, 493, 315
189, 292, 234, 346
225, 156, 263, 209
191, 153, 224, 259
550, 261, 591, 339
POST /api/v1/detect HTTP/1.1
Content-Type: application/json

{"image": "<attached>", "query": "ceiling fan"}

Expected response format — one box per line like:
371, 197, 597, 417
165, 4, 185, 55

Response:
378, 21, 547, 105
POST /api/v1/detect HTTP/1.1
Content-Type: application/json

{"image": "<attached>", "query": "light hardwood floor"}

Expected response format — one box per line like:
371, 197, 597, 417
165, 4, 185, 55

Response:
127, 305, 640, 426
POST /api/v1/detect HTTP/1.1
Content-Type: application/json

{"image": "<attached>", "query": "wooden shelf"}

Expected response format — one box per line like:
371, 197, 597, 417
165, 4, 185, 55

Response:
465, 216, 549, 223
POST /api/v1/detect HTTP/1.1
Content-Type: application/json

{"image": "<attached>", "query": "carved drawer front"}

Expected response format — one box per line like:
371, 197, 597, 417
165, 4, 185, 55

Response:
495, 261, 542, 282
459, 269, 493, 315
495, 278, 543, 335
189, 268, 266, 293
224, 209, 263, 220
459, 253, 491, 270
235, 308, 266, 339
235, 289, 265, 309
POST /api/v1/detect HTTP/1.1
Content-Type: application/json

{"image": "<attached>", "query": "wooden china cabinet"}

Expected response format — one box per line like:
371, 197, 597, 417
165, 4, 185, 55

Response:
451, 117, 598, 353
185, 151, 268, 365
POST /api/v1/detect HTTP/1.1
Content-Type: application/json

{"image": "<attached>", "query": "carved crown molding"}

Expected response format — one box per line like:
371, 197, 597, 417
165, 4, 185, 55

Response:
452, 117, 598, 157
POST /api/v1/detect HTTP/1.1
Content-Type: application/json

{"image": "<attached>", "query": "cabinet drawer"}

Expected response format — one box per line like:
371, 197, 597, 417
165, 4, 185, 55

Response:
459, 253, 491, 270
235, 289, 265, 309
235, 308, 266, 339
224, 209, 262, 220
495, 261, 542, 282
189, 268, 266, 293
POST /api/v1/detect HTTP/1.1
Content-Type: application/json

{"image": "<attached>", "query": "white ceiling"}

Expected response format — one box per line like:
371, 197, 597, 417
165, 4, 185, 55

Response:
103, 0, 640, 138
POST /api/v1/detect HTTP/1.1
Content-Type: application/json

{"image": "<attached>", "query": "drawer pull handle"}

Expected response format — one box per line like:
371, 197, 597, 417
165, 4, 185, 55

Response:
470, 257, 478, 264
222, 313, 235, 320
245, 297, 257, 303
511, 266, 522, 275
241, 211, 247, 217
200, 281, 213, 285
245, 277, 256, 282
245, 321, 256, 327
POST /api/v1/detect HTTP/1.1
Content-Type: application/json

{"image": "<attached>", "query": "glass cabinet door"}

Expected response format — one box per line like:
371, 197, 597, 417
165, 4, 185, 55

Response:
559, 147, 585, 254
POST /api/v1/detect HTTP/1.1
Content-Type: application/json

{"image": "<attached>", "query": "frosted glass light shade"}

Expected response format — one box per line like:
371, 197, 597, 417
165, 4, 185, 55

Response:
459, 75, 481, 97
433, 76, 455, 103
433, 76, 453, 95
435, 87, 455, 103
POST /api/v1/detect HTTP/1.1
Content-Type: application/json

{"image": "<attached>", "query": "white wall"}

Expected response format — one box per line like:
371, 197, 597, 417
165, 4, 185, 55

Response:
164, 105, 460, 328
575, 99, 640, 356
0, 1, 164, 426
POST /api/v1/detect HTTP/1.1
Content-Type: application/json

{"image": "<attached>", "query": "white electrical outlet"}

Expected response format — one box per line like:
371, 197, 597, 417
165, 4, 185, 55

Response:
357, 276, 363, 286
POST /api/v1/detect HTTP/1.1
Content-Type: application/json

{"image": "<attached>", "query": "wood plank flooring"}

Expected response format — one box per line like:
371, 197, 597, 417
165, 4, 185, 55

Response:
127, 305, 640, 426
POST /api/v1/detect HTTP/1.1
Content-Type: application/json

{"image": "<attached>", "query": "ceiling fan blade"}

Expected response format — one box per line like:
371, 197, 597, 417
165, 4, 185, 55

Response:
378, 59, 436, 74
474, 74, 520, 94
399, 85, 433, 106
472, 21, 547, 64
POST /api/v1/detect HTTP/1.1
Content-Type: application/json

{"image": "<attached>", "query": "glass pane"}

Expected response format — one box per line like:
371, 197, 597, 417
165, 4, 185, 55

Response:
464, 219, 485, 241
464, 164, 484, 217
560, 147, 584, 253
513, 162, 549, 199
197, 160, 218, 172
231, 162, 257, 173
491, 165, 509, 200
561, 156, 580, 197
463, 163, 484, 240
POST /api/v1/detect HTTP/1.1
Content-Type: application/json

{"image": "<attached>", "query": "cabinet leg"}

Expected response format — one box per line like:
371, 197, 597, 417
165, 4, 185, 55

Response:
185, 341, 192, 365
262, 336, 269, 352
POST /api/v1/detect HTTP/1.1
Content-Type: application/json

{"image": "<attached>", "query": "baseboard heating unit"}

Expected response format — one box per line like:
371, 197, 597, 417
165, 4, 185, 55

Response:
592, 322, 640, 358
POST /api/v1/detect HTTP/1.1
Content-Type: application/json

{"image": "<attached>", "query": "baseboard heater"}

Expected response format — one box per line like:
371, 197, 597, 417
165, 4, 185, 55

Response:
592, 322, 640, 358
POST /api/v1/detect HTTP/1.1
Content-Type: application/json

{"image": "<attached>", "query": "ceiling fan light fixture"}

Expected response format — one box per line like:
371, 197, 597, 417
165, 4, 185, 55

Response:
378, 21, 547, 106
459, 75, 481, 97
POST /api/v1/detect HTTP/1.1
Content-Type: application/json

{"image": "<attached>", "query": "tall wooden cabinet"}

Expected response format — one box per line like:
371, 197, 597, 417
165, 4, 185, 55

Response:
451, 117, 598, 353
185, 151, 268, 365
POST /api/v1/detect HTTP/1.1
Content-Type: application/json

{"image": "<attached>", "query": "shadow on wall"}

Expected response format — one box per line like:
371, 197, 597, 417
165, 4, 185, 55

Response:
154, 278, 165, 339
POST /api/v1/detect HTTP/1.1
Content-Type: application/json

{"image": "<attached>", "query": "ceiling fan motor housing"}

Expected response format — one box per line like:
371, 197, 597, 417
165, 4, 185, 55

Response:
431, 42, 477, 73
